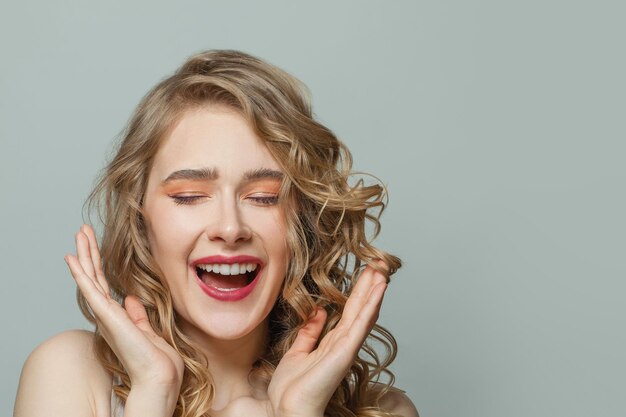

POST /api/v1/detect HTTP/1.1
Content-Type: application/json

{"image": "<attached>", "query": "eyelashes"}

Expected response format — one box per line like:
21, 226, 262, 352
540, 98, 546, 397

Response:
170, 195, 279, 206
248, 195, 279, 205
171, 195, 203, 205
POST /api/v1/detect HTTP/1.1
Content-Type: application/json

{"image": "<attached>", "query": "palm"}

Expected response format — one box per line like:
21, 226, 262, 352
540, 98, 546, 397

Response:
100, 294, 184, 386
266, 264, 388, 417
66, 225, 184, 388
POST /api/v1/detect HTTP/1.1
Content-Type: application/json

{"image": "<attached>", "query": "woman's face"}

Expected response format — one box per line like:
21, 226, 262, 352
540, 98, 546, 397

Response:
142, 105, 289, 343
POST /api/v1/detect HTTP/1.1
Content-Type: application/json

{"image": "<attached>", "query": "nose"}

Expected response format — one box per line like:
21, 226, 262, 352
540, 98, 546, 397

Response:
205, 196, 252, 245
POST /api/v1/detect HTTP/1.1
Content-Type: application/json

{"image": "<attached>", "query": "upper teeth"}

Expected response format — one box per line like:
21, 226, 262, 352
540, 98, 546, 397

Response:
197, 263, 258, 275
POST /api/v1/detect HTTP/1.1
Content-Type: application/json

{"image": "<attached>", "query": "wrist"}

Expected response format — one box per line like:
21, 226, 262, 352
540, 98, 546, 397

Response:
274, 407, 324, 417
125, 383, 180, 417
277, 414, 324, 417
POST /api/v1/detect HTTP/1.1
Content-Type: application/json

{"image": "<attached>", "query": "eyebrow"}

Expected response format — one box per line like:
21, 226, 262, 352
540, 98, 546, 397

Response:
161, 167, 284, 185
161, 168, 218, 184
243, 168, 284, 181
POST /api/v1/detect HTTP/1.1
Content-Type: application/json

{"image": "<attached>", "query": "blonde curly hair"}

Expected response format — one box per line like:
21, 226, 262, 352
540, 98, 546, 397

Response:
80, 50, 402, 417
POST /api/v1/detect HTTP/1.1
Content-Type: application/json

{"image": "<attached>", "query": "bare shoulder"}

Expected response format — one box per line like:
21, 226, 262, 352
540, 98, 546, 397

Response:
377, 386, 420, 417
14, 329, 113, 417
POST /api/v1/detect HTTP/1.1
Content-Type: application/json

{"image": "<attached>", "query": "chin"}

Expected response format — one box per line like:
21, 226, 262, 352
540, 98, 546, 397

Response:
179, 305, 270, 343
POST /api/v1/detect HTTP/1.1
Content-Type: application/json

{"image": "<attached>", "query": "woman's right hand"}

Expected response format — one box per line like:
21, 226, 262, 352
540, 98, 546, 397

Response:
65, 224, 184, 394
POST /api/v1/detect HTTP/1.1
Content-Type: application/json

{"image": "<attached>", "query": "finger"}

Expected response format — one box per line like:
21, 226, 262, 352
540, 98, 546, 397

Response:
67, 260, 152, 339
124, 295, 158, 336
287, 308, 328, 355
67, 257, 172, 378
75, 230, 97, 280
339, 264, 385, 327
81, 224, 110, 294
347, 282, 387, 346
65, 254, 111, 313
372, 259, 390, 278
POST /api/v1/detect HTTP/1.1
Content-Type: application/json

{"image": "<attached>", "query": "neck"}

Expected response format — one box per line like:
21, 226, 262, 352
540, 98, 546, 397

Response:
178, 319, 269, 409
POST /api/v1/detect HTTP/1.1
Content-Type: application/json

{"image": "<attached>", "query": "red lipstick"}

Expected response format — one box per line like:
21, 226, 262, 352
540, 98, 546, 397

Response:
192, 255, 263, 302
192, 255, 263, 266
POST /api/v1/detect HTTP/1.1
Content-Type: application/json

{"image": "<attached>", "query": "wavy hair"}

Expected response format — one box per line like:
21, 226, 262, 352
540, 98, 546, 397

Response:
80, 50, 402, 417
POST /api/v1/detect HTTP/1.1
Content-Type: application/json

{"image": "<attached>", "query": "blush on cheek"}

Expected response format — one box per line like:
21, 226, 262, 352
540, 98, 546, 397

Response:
145, 203, 198, 266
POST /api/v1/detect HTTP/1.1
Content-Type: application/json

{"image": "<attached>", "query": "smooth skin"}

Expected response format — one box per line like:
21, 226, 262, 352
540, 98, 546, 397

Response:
14, 107, 418, 417
14, 228, 417, 417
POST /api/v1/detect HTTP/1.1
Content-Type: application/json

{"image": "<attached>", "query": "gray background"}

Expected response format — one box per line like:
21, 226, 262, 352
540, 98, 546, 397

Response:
1, 1, 624, 416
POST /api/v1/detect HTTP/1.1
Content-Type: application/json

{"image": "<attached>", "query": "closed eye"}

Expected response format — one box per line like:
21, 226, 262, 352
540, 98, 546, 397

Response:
171, 195, 205, 205
247, 195, 279, 206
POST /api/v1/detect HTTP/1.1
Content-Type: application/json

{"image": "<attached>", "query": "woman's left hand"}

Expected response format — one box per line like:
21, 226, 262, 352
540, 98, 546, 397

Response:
266, 262, 388, 417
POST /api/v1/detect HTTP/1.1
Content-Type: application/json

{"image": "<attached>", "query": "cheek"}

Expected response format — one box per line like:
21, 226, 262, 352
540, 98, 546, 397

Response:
145, 203, 200, 267
245, 208, 290, 261
267, 211, 290, 263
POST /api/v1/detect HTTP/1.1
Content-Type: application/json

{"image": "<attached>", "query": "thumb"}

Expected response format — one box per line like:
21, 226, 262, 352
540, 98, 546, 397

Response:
124, 295, 155, 334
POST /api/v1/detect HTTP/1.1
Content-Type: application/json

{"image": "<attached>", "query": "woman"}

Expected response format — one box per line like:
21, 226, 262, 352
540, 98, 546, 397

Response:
14, 50, 418, 417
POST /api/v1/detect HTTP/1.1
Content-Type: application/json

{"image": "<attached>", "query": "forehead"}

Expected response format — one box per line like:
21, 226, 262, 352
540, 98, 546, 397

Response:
150, 106, 281, 178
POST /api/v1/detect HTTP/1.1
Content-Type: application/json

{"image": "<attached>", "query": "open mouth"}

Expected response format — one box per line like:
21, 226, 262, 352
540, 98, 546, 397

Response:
195, 263, 260, 292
